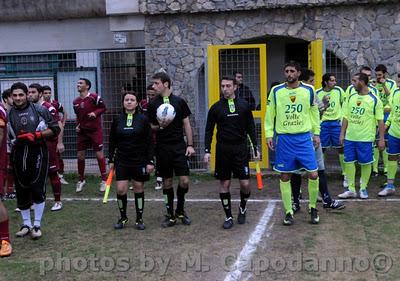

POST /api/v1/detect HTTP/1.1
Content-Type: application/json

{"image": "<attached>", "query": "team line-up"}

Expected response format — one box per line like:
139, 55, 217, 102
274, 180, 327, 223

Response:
0, 62, 399, 258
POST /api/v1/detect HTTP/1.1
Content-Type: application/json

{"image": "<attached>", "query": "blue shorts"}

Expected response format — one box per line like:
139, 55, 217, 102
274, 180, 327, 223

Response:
376, 112, 390, 141
274, 132, 318, 173
384, 112, 390, 140
387, 134, 400, 155
344, 140, 374, 164
320, 120, 341, 148
293, 143, 325, 174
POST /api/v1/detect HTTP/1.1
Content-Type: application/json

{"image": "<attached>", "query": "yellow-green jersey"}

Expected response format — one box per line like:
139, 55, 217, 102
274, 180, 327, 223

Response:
265, 82, 320, 138
316, 86, 345, 121
343, 92, 384, 142
386, 89, 400, 138
344, 84, 379, 102
375, 78, 397, 109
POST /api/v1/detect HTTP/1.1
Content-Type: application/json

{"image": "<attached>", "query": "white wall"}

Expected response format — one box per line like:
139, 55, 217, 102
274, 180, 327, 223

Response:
106, 0, 139, 15
0, 17, 144, 53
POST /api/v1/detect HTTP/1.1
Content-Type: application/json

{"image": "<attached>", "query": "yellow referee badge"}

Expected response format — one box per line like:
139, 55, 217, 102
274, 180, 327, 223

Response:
228, 98, 235, 113
126, 113, 133, 126
163, 96, 170, 104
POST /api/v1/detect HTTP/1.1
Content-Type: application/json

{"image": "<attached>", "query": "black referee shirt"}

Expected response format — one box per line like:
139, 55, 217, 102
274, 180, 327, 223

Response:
108, 111, 154, 167
204, 97, 257, 152
147, 93, 191, 145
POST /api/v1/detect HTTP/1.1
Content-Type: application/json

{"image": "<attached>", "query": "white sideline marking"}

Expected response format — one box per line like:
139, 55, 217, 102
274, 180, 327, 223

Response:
223, 202, 276, 281
52, 197, 400, 203
56, 198, 279, 202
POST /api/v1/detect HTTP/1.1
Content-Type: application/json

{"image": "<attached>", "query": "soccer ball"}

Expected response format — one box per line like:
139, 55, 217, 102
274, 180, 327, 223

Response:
156, 103, 176, 124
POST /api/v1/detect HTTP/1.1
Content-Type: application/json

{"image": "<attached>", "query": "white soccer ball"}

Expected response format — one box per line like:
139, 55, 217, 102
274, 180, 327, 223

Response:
156, 103, 176, 124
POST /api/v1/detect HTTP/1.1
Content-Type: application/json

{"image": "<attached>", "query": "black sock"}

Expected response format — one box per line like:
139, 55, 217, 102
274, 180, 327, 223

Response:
240, 191, 250, 210
318, 170, 331, 204
117, 193, 127, 219
291, 174, 302, 204
134, 192, 144, 221
176, 185, 188, 213
219, 192, 232, 218
163, 188, 174, 217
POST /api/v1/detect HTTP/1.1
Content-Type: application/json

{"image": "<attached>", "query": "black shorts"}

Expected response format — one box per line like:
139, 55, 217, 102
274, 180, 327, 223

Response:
156, 142, 190, 178
12, 144, 48, 209
215, 143, 250, 180
115, 162, 150, 182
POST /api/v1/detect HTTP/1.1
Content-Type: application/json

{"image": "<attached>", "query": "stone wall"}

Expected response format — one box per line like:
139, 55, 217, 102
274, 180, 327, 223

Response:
140, 0, 398, 14
0, 0, 106, 21
144, 2, 400, 105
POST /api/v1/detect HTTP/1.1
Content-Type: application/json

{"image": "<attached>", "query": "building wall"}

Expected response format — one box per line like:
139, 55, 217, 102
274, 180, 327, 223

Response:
0, 0, 106, 21
139, 0, 398, 14
0, 17, 144, 53
144, 2, 400, 108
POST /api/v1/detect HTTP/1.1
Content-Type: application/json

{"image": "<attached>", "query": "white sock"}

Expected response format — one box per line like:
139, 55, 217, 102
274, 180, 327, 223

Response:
34, 202, 45, 227
21, 209, 32, 228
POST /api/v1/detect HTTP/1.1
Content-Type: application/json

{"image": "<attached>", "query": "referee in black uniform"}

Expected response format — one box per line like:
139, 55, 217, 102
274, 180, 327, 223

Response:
108, 91, 154, 230
204, 76, 259, 229
147, 72, 195, 228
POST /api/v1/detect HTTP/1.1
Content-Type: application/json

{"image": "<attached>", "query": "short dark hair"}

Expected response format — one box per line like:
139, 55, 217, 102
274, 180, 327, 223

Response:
221, 76, 236, 85
42, 85, 52, 92
356, 72, 369, 85
1, 88, 11, 102
11, 82, 28, 94
233, 71, 242, 77
299, 68, 315, 82
146, 84, 154, 91
284, 61, 302, 72
29, 83, 42, 93
322, 73, 335, 88
79, 78, 92, 90
122, 91, 137, 102
398, 73, 400, 78
152, 72, 171, 89
359, 66, 372, 72
375, 64, 387, 73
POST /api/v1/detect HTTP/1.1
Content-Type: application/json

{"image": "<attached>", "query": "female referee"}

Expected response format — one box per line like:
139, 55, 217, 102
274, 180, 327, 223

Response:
108, 91, 154, 230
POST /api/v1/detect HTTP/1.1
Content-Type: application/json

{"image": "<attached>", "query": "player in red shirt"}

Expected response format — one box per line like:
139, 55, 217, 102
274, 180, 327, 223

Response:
0, 102, 12, 257
73, 78, 107, 192
139, 85, 156, 114
42, 85, 68, 185
28, 84, 63, 211
1, 89, 14, 200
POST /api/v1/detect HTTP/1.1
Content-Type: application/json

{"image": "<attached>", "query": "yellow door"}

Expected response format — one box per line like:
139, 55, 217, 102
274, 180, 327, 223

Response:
308, 39, 324, 89
207, 44, 268, 171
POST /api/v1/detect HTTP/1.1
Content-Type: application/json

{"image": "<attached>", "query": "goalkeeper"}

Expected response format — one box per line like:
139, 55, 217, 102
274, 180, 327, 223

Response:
8, 82, 60, 240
